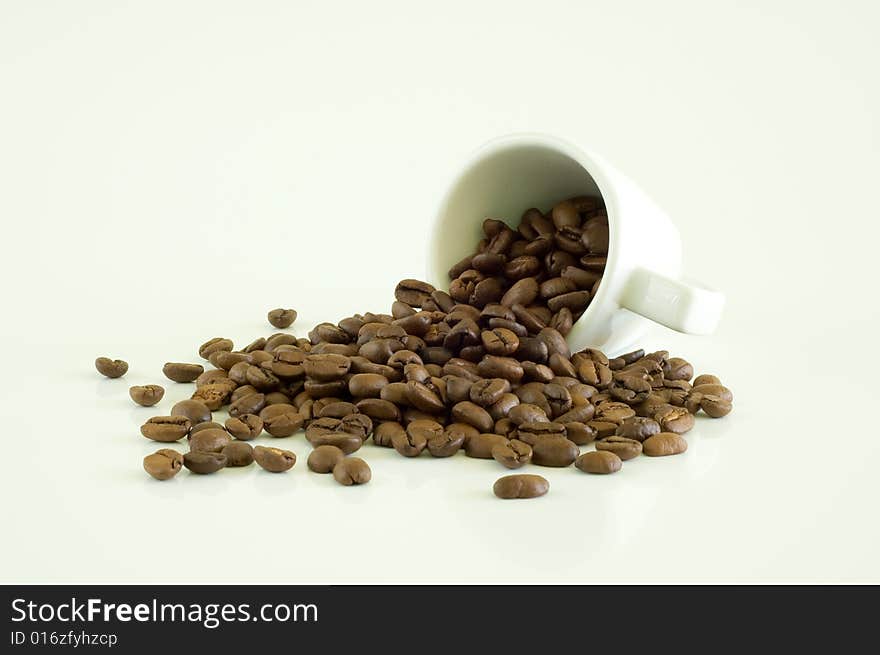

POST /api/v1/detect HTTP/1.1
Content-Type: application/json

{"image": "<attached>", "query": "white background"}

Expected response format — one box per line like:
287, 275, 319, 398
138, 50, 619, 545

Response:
1, 0, 878, 583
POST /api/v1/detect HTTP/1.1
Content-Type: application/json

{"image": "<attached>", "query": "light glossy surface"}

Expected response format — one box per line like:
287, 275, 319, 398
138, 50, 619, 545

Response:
1, 0, 878, 583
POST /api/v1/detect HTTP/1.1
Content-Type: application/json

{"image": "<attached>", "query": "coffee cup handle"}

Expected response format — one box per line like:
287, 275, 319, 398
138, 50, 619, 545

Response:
619, 268, 725, 335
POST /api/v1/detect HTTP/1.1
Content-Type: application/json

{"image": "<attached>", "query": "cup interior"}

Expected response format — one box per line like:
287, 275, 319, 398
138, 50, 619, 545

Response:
428, 137, 608, 288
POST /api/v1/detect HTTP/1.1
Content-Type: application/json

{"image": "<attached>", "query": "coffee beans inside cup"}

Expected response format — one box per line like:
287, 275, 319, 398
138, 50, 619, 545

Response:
99, 195, 732, 497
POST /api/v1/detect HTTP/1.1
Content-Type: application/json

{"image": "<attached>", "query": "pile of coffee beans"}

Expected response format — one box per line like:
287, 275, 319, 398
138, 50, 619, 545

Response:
97, 195, 732, 497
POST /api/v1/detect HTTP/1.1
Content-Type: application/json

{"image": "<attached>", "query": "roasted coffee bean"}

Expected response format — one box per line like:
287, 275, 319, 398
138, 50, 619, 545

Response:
596, 436, 642, 460
480, 327, 520, 356
575, 450, 622, 474
197, 368, 236, 388
263, 410, 305, 437
426, 425, 466, 457
189, 428, 231, 454
304, 379, 348, 398
267, 308, 297, 329
469, 378, 510, 407
691, 383, 733, 403
549, 308, 574, 336
129, 384, 164, 407
253, 446, 296, 472
355, 398, 401, 422
547, 290, 590, 313
245, 365, 280, 392
493, 474, 549, 499
183, 451, 226, 474
314, 399, 357, 418
222, 441, 255, 467
655, 406, 695, 434
95, 357, 128, 378
589, 420, 622, 439
555, 404, 595, 424
451, 401, 494, 432
701, 394, 732, 418
472, 252, 507, 274
333, 457, 371, 485
561, 265, 601, 289
515, 421, 566, 446
549, 352, 577, 378
171, 399, 212, 425
406, 380, 446, 413
615, 417, 661, 442
305, 418, 364, 454
303, 354, 351, 381
307, 445, 345, 473
373, 421, 405, 447
511, 304, 545, 334
507, 403, 549, 426
395, 279, 435, 307
163, 362, 204, 383
229, 392, 266, 418
564, 422, 597, 445
464, 433, 509, 459
190, 421, 226, 435
487, 392, 520, 420
501, 278, 539, 307
391, 422, 430, 457
595, 401, 636, 425
504, 255, 542, 280
478, 356, 524, 383
143, 448, 183, 480
540, 277, 577, 300
191, 383, 233, 411
643, 432, 688, 457
530, 436, 578, 467
664, 357, 694, 381
347, 373, 388, 398
225, 414, 263, 440
693, 374, 721, 387
141, 415, 191, 442
491, 439, 532, 469
198, 337, 233, 359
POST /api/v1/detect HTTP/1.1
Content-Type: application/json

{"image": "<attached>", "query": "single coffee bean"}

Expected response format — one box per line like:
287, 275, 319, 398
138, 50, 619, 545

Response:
464, 433, 509, 459
225, 414, 263, 440
333, 458, 372, 486
317, 401, 359, 418
163, 362, 204, 383
701, 394, 732, 418
253, 446, 297, 472
263, 410, 305, 437
493, 474, 549, 499
349, 373, 389, 398
391, 423, 429, 457
531, 436, 578, 467
478, 356, 524, 383
693, 374, 721, 387
189, 427, 231, 454
507, 403, 549, 426
515, 421, 567, 446
500, 278, 539, 307
575, 450, 622, 474
564, 422, 598, 445
183, 451, 227, 474
197, 368, 237, 387
191, 383, 233, 410
171, 399, 212, 425
129, 384, 165, 407
190, 421, 225, 435
643, 432, 688, 457
594, 401, 636, 425
615, 416, 661, 442
426, 425, 466, 457
373, 421, 405, 447
664, 357, 694, 381
95, 357, 128, 378
691, 383, 733, 403
469, 378, 511, 407
451, 401, 495, 433
141, 416, 191, 442
596, 436, 642, 460
655, 406, 695, 434
305, 418, 364, 454
246, 365, 281, 392
481, 328, 520, 356
307, 445, 345, 473
143, 449, 183, 480
303, 354, 351, 381
395, 279, 435, 307
229, 392, 266, 418
198, 337, 233, 359
355, 398, 401, 422
267, 308, 298, 329
491, 439, 532, 469
221, 441, 255, 467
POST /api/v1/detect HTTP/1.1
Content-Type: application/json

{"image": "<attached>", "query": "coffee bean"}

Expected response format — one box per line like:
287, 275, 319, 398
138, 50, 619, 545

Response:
190, 421, 226, 435
267, 308, 298, 329
221, 441, 255, 466
500, 278, 539, 307
426, 425, 466, 457
229, 392, 266, 418
333, 458, 371, 485
481, 328, 520, 356
95, 357, 128, 379
701, 394, 732, 418
348, 373, 388, 398
469, 378, 510, 407
693, 374, 721, 387
141, 416, 191, 442
655, 406, 695, 434
493, 474, 549, 499
263, 409, 305, 437
253, 446, 296, 472
307, 445, 345, 473
189, 428, 231, 454
664, 357, 693, 381
225, 414, 263, 440
643, 432, 688, 457
183, 451, 227, 474
198, 337, 233, 359
531, 436, 578, 467
143, 449, 183, 480
575, 450, 622, 474
373, 421, 405, 447
355, 398, 401, 422
615, 416, 661, 442
303, 354, 351, 381
129, 384, 164, 407
596, 436, 642, 460
171, 399, 212, 425
460, 432, 508, 460
391, 421, 431, 457
305, 417, 364, 454
491, 439, 532, 469
564, 422, 597, 445
478, 356, 524, 383
395, 279, 435, 307
163, 362, 204, 383
451, 401, 494, 433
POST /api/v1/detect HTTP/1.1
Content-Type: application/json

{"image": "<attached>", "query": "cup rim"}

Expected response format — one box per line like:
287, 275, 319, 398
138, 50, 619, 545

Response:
431, 132, 619, 338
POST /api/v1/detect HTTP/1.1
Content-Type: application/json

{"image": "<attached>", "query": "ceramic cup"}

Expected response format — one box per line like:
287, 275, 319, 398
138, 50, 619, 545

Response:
427, 133, 725, 355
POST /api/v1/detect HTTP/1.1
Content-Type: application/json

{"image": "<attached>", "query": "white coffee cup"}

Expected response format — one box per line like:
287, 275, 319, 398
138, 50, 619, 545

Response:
426, 133, 724, 355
